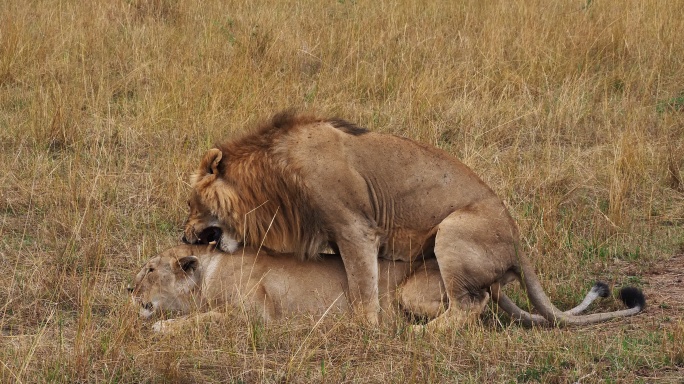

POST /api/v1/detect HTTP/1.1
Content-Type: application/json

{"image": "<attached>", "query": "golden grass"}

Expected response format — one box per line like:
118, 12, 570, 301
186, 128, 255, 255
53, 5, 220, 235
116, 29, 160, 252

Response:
1, 0, 683, 382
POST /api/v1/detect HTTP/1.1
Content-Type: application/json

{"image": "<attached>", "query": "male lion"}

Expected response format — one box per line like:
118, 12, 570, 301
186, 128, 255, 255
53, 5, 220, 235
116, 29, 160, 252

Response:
130, 245, 639, 331
182, 111, 645, 327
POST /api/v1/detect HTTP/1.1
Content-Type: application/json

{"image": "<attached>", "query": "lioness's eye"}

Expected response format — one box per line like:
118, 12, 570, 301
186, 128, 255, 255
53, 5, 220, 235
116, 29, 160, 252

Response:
148, 267, 155, 273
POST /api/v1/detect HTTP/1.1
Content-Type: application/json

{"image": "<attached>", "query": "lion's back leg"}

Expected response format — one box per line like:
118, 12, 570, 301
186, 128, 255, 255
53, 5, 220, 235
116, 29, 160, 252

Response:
427, 199, 519, 329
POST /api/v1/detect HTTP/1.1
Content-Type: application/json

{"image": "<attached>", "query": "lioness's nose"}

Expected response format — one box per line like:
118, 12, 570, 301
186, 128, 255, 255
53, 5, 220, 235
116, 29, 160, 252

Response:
181, 234, 190, 244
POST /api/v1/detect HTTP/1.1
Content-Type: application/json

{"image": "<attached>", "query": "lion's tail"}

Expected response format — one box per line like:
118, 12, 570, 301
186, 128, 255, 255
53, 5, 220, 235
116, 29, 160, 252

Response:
498, 256, 645, 326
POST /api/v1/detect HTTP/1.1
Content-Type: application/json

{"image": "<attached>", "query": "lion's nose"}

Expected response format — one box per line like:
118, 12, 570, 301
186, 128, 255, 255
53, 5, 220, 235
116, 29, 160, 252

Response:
181, 234, 190, 244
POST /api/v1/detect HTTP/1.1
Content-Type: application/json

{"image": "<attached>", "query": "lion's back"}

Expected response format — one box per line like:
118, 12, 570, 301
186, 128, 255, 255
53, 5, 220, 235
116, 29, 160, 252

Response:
281, 121, 497, 224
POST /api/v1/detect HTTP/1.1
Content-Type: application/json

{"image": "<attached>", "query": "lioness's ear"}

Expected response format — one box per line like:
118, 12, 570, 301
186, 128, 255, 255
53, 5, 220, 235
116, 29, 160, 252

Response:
177, 256, 199, 273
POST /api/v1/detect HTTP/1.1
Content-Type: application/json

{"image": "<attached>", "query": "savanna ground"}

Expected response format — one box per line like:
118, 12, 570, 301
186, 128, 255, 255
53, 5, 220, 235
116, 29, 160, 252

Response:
1, 0, 683, 382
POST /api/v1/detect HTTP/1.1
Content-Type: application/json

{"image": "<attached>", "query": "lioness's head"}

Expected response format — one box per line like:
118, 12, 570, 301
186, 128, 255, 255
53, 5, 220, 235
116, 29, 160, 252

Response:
182, 148, 241, 253
129, 245, 203, 318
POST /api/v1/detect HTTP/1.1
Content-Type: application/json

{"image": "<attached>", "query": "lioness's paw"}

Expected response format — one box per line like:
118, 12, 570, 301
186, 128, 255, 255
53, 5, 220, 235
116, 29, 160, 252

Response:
152, 318, 178, 333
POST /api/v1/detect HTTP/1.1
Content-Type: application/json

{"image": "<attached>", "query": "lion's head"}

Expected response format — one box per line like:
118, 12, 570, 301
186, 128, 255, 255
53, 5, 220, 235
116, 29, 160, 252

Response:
182, 113, 332, 260
182, 148, 241, 253
129, 245, 203, 318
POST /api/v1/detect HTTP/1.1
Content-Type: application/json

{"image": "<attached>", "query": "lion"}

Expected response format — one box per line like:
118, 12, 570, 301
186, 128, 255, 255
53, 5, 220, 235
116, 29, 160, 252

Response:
182, 111, 645, 327
129, 244, 638, 331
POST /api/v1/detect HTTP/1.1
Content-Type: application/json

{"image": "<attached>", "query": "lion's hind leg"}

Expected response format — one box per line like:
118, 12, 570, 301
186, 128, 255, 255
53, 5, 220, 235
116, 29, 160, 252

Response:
424, 201, 519, 331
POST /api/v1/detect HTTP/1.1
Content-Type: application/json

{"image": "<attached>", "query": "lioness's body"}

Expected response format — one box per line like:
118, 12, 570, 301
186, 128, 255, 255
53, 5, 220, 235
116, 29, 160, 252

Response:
130, 245, 445, 325
184, 112, 644, 327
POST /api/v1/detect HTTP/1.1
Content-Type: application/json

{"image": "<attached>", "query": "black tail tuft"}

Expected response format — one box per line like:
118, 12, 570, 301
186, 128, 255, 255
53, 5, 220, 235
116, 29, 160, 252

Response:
592, 281, 611, 298
618, 287, 646, 309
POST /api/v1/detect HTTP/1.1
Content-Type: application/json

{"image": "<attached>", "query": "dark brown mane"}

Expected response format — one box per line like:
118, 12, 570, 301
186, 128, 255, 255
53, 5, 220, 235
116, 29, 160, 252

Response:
215, 111, 322, 169
255, 109, 324, 136
329, 118, 369, 136
215, 111, 367, 170
254, 110, 368, 137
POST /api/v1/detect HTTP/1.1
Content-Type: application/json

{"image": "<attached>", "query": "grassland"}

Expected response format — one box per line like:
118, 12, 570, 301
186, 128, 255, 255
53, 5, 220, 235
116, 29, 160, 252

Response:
1, 0, 683, 382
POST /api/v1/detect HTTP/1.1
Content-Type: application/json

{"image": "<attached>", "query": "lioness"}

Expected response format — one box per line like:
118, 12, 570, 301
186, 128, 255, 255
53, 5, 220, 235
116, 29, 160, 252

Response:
130, 244, 446, 330
182, 111, 645, 327
130, 245, 640, 331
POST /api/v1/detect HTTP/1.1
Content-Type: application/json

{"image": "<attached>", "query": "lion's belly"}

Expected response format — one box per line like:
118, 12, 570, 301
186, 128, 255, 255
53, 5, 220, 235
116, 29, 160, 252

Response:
380, 229, 436, 262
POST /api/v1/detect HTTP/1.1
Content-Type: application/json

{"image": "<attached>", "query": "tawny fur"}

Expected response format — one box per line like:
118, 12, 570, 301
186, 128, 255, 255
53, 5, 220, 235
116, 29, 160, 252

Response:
130, 244, 446, 331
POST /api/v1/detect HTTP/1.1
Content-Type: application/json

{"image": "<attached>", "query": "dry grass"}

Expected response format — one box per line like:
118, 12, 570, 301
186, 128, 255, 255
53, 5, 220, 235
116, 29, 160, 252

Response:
1, 0, 683, 382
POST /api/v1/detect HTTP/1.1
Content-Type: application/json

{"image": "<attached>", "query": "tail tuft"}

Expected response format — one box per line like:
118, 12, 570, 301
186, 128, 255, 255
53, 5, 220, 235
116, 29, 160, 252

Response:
618, 287, 646, 310
592, 281, 611, 298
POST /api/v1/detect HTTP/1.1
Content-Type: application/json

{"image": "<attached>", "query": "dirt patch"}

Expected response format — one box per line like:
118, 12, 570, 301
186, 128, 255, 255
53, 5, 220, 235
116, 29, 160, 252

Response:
642, 254, 684, 320
609, 254, 684, 382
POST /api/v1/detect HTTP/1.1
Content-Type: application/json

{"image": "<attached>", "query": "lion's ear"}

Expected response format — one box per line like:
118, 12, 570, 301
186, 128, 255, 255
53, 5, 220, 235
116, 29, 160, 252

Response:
203, 148, 223, 176
177, 256, 199, 273
191, 148, 223, 186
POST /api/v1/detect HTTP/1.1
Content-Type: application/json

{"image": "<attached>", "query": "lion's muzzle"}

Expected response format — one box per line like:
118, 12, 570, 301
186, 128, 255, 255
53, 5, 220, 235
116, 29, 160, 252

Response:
183, 226, 222, 245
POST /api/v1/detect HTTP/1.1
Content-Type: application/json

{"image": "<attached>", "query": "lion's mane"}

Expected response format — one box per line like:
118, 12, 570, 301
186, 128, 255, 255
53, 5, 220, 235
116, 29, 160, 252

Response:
194, 111, 365, 259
